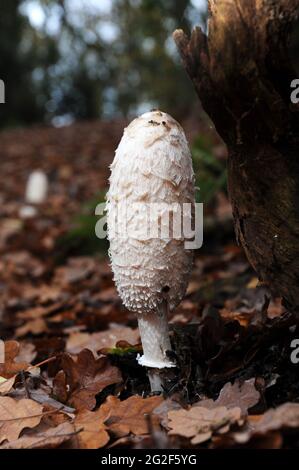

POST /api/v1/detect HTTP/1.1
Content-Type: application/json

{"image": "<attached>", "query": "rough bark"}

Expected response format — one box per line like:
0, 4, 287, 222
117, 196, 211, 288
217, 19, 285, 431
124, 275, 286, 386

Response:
174, 0, 299, 312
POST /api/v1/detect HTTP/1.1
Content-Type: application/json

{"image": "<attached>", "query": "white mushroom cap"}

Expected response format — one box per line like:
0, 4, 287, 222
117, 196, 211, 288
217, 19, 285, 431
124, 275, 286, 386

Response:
25, 170, 48, 205
107, 110, 195, 315
107, 110, 195, 376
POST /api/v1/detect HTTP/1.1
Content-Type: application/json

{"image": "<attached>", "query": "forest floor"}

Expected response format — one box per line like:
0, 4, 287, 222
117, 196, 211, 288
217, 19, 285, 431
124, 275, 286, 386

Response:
0, 120, 298, 449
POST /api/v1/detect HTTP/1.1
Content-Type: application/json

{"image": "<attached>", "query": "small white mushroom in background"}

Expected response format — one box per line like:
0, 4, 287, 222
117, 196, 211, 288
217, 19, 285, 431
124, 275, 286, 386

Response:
107, 110, 195, 392
19, 170, 48, 219
25, 170, 48, 204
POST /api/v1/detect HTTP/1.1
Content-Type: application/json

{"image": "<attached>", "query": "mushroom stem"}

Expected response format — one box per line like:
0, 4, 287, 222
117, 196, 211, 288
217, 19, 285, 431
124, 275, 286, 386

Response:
137, 299, 175, 392
147, 369, 165, 393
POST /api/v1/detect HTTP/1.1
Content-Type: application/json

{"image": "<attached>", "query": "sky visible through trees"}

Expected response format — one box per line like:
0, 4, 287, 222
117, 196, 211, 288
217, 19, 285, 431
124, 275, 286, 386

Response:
0, 0, 207, 128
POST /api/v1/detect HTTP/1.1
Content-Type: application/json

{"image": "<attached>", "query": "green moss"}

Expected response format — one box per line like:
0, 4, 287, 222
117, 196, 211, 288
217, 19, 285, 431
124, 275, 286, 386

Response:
55, 190, 108, 259
105, 345, 140, 356
192, 135, 227, 204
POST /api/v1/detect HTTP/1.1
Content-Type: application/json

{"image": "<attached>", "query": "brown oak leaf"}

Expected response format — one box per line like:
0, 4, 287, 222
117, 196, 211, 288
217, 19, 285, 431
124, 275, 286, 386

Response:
0, 376, 16, 396
100, 395, 164, 438
16, 318, 48, 337
55, 349, 122, 411
234, 402, 299, 445
167, 405, 242, 445
73, 408, 110, 449
215, 379, 260, 415
198, 379, 260, 417
0, 397, 44, 444
0, 422, 76, 449
0, 341, 29, 379
16, 342, 37, 364
255, 402, 299, 432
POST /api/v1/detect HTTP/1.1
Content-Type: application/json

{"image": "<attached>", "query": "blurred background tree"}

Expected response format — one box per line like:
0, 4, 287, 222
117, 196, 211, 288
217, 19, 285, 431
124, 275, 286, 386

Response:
0, 0, 59, 126
0, 0, 207, 128
291, 18, 299, 73
109, 0, 194, 117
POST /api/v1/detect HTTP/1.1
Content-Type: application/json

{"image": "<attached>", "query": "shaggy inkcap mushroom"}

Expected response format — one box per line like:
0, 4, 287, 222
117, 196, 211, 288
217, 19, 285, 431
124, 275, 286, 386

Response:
107, 110, 195, 391
19, 170, 49, 219
25, 170, 48, 205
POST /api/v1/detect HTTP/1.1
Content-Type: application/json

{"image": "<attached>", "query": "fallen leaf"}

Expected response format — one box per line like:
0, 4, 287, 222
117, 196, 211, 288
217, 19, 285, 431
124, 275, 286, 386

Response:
101, 395, 163, 438
34, 337, 66, 358
152, 398, 181, 429
257, 402, 299, 432
186, 281, 201, 296
0, 376, 16, 396
17, 306, 55, 320
73, 408, 110, 449
246, 277, 259, 289
198, 379, 260, 417
57, 349, 122, 410
267, 298, 284, 319
216, 379, 260, 415
234, 402, 299, 444
22, 284, 67, 305
52, 370, 68, 403
167, 405, 242, 445
219, 308, 251, 327
16, 318, 48, 337
0, 421, 76, 449
16, 342, 37, 364
96, 287, 119, 302
0, 397, 44, 444
53, 257, 97, 285
2, 251, 45, 278
0, 341, 29, 378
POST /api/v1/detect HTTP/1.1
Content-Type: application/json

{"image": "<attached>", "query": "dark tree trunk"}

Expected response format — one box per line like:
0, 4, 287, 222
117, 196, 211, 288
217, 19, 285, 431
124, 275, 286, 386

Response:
174, 0, 299, 312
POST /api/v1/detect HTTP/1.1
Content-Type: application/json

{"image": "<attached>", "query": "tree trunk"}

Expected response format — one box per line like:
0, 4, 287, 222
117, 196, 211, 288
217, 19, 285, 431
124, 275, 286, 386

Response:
174, 0, 299, 312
